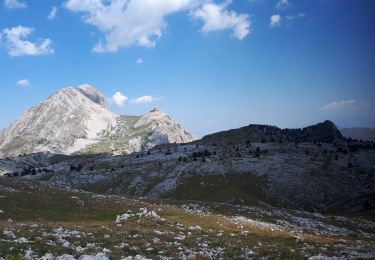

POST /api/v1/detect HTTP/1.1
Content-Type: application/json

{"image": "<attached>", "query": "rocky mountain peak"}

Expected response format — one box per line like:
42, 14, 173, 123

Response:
150, 107, 161, 113
48, 84, 106, 108
135, 107, 168, 128
302, 120, 343, 142
0, 84, 118, 157
77, 84, 106, 107
0, 85, 196, 157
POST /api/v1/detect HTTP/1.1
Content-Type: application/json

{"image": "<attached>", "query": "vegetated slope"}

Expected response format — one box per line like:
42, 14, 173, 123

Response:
0, 177, 375, 259
341, 127, 375, 142
197, 120, 343, 145
0, 85, 196, 158
9, 121, 375, 214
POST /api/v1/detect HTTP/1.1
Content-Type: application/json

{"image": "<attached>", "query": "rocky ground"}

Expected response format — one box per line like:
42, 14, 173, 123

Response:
1, 178, 375, 259
6, 140, 374, 214
1, 137, 374, 259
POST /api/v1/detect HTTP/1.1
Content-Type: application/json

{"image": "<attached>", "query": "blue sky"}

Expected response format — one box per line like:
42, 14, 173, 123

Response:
0, 0, 374, 137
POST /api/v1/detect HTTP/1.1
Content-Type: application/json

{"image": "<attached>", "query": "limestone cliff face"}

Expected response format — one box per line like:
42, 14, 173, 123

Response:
0, 85, 196, 157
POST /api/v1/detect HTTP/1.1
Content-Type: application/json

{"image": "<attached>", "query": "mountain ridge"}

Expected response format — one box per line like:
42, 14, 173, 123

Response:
0, 84, 196, 157
3, 119, 373, 213
197, 119, 343, 145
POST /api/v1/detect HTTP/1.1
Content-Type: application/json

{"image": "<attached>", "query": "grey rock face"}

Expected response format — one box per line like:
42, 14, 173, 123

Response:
0, 84, 118, 157
78, 107, 197, 155
0, 85, 196, 157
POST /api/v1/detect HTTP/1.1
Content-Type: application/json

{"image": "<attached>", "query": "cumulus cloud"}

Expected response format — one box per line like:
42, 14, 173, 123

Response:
64, 0, 196, 52
322, 100, 364, 111
111, 91, 128, 107
136, 57, 144, 64
269, 14, 281, 27
4, 0, 27, 9
48, 6, 58, 20
64, 0, 251, 52
276, 0, 291, 9
1, 26, 54, 57
16, 79, 30, 87
110, 92, 160, 106
131, 95, 161, 104
191, 0, 250, 40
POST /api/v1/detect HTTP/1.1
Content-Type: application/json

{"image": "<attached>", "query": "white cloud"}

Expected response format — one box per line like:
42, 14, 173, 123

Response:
4, 0, 27, 9
111, 91, 128, 107
269, 14, 281, 28
48, 6, 58, 20
131, 95, 159, 104
276, 0, 291, 9
16, 79, 30, 87
322, 100, 360, 110
136, 57, 144, 64
191, 1, 250, 40
109, 91, 160, 106
1, 26, 54, 57
64, 0, 251, 52
64, 0, 196, 52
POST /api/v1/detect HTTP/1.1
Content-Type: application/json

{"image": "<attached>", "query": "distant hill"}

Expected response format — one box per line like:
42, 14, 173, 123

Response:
341, 127, 375, 142
197, 120, 343, 145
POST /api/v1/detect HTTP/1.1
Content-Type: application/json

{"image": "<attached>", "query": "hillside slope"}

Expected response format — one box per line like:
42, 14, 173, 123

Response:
6, 121, 374, 214
1, 177, 374, 259
197, 120, 343, 145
